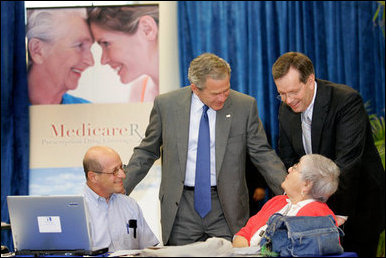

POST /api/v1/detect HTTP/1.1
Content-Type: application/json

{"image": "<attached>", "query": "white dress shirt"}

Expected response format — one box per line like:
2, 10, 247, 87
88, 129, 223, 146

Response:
83, 185, 159, 252
301, 81, 317, 154
184, 93, 217, 187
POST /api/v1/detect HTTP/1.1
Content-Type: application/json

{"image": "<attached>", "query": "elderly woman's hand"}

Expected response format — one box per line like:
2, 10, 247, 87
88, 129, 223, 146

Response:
232, 235, 249, 248
335, 216, 347, 226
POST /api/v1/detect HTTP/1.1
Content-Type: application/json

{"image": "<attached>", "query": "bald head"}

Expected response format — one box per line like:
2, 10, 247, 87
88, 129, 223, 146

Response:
83, 145, 119, 179
83, 145, 126, 199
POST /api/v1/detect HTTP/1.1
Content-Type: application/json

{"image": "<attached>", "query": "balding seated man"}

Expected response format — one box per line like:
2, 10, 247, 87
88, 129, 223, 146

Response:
82, 145, 159, 252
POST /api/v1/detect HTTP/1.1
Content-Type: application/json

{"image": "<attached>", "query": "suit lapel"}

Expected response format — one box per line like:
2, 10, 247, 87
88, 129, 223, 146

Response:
215, 94, 232, 179
176, 88, 192, 180
311, 80, 330, 153
287, 108, 305, 156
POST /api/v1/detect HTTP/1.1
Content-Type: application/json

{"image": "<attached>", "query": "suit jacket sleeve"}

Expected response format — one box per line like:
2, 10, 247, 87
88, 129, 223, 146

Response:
246, 98, 287, 196
124, 97, 163, 195
326, 91, 367, 216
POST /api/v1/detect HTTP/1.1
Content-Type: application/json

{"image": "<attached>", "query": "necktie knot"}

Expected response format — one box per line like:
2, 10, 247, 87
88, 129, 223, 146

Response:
306, 115, 312, 125
203, 105, 209, 113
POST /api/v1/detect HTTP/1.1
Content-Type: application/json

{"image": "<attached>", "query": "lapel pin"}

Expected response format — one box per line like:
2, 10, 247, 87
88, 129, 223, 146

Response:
226, 114, 231, 118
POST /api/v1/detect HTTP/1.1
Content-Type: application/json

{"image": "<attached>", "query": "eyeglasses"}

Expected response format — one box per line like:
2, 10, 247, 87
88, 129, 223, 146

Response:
92, 164, 126, 176
276, 84, 304, 101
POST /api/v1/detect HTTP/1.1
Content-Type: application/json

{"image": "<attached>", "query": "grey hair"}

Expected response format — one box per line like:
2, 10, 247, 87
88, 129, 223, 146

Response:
26, 8, 87, 42
299, 154, 340, 202
188, 53, 231, 89
26, 8, 87, 68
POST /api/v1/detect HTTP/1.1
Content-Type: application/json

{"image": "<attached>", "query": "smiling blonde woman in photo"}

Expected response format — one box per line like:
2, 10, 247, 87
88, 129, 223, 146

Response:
87, 6, 159, 102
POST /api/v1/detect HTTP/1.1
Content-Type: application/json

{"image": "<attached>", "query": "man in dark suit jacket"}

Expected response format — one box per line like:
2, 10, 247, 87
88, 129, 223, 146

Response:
124, 53, 287, 246
272, 52, 385, 257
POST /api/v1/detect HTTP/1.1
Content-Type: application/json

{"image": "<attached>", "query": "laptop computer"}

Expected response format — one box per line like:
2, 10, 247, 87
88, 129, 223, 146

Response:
7, 195, 108, 256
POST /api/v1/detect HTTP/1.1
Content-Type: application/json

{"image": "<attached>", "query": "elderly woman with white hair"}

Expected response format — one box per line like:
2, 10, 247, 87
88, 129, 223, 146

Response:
233, 154, 340, 248
26, 8, 95, 104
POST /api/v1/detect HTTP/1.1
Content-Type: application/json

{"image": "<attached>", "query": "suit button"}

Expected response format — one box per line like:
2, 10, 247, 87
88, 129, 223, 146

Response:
175, 202, 179, 206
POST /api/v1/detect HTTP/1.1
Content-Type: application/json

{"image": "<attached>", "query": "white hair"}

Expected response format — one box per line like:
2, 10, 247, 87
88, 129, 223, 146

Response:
26, 8, 87, 42
26, 8, 87, 69
300, 154, 340, 202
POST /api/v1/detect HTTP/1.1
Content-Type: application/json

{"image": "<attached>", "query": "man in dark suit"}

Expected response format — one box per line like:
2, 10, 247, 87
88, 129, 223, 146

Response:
272, 52, 385, 257
124, 53, 287, 246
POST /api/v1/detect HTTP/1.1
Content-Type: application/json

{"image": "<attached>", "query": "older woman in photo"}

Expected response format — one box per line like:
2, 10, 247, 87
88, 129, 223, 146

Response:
27, 8, 95, 104
87, 6, 159, 102
232, 154, 340, 249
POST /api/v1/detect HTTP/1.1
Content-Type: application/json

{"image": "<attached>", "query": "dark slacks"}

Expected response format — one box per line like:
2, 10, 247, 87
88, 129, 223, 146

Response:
167, 187, 232, 246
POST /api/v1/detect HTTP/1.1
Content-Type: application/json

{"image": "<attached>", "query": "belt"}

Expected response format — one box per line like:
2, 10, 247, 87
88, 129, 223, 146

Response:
184, 185, 217, 191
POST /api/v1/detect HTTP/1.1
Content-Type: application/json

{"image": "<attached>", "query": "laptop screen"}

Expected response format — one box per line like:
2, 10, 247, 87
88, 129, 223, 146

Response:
7, 195, 106, 254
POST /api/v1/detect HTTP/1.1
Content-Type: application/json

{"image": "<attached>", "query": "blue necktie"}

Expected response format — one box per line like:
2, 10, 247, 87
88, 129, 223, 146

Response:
194, 104, 211, 218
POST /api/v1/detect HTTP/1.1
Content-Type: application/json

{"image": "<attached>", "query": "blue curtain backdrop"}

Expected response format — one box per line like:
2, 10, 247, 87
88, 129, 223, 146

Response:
1, 1, 30, 251
178, 1, 385, 148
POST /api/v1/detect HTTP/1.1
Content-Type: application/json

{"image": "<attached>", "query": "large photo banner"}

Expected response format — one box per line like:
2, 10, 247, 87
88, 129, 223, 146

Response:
27, 5, 159, 104
26, 4, 161, 240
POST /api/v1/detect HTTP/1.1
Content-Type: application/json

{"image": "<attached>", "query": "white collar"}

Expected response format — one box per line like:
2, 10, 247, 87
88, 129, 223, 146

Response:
84, 184, 115, 203
192, 92, 211, 113
286, 197, 316, 207
302, 81, 318, 122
